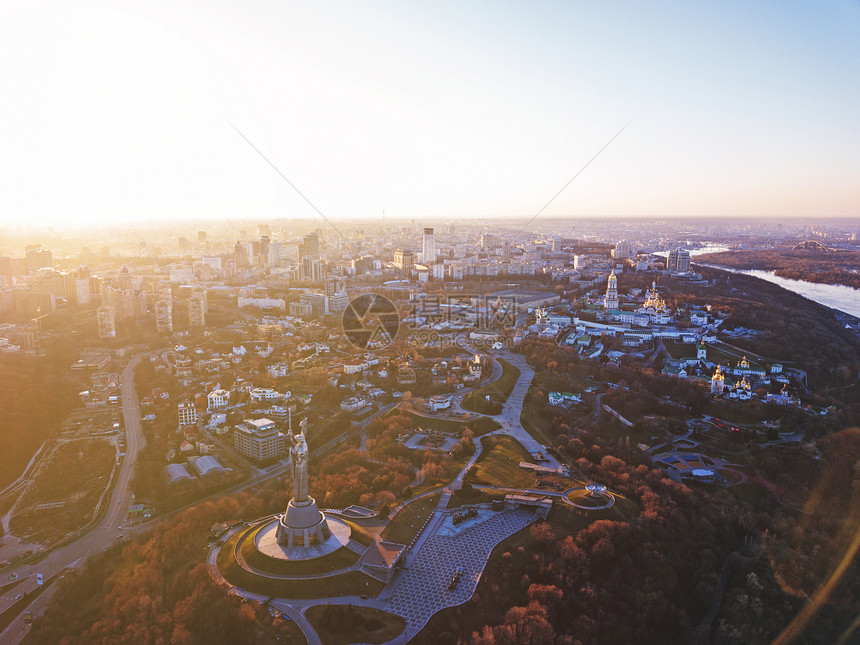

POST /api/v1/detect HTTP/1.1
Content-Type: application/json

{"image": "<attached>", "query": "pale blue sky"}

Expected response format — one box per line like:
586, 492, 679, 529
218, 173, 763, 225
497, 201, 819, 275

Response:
0, 0, 858, 228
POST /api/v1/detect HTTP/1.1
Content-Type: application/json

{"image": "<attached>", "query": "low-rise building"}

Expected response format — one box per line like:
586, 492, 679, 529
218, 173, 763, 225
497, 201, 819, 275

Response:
428, 394, 453, 411
343, 360, 368, 375
207, 388, 230, 411
250, 387, 280, 402
340, 396, 370, 413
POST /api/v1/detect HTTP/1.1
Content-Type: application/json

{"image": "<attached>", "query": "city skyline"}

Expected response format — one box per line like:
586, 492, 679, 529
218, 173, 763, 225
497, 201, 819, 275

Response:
1, 1, 860, 229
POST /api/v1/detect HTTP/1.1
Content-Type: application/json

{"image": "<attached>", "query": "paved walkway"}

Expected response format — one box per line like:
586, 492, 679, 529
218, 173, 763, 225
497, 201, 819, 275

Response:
385, 507, 536, 637
490, 351, 563, 470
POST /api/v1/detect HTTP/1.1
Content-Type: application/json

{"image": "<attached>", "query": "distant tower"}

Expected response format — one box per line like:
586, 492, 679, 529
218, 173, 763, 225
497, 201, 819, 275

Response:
603, 270, 619, 310
697, 342, 707, 361
24, 245, 52, 276
72, 266, 92, 305
711, 365, 725, 395
422, 228, 435, 264
188, 290, 206, 327
155, 281, 173, 333
300, 233, 320, 259
259, 236, 271, 266
97, 305, 116, 339
667, 247, 691, 272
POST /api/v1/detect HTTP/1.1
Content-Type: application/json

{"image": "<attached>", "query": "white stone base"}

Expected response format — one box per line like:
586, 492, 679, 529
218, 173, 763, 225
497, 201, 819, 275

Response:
255, 517, 351, 561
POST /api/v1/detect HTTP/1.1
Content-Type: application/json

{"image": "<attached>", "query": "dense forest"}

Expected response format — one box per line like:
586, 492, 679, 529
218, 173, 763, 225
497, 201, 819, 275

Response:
412, 429, 860, 645
695, 249, 860, 289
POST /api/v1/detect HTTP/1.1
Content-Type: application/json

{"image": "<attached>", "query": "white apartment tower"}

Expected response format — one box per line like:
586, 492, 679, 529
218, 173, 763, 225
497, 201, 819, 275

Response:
667, 248, 691, 273
97, 305, 116, 339
155, 281, 173, 332
422, 227, 435, 264
612, 241, 634, 259
188, 290, 206, 327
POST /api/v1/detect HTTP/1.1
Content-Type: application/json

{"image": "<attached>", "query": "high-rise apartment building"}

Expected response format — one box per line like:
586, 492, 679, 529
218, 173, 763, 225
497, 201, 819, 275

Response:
155, 299, 173, 332
480, 233, 498, 250
422, 228, 435, 264
393, 250, 414, 277
233, 418, 286, 463
301, 257, 324, 283
667, 248, 691, 272
97, 305, 116, 339
155, 281, 173, 332
25, 245, 52, 276
188, 290, 206, 327
300, 233, 320, 259
328, 290, 350, 313
300, 290, 329, 316
612, 241, 634, 259
325, 277, 345, 296
259, 236, 271, 265
71, 267, 92, 305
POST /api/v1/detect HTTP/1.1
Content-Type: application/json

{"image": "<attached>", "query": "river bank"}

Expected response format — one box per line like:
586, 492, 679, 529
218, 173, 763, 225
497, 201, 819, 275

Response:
695, 263, 860, 321
695, 249, 860, 290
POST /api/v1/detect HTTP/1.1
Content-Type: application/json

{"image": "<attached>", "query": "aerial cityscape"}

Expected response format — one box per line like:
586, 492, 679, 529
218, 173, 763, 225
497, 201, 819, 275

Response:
1, 2, 860, 645
0, 215, 858, 644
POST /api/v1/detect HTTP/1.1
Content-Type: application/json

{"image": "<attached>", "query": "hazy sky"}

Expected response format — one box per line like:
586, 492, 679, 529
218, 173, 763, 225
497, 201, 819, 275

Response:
1, 1, 859, 229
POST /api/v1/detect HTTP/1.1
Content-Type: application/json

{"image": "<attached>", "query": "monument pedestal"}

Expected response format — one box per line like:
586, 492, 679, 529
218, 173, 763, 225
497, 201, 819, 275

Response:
276, 496, 332, 548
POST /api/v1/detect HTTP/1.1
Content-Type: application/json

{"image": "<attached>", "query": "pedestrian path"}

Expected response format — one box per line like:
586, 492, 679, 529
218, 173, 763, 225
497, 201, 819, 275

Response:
384, 507, 535, 633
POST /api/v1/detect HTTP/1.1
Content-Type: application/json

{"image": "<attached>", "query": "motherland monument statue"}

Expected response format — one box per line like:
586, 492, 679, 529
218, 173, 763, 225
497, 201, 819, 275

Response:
276, 418, 333, 548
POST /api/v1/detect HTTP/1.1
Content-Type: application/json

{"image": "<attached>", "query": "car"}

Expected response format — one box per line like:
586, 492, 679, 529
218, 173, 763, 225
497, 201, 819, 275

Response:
14, 593, 22, 600
8, 573, 19, 581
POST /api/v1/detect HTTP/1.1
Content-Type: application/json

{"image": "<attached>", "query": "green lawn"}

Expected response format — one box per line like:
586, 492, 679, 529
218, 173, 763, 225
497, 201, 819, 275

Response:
466, 435, 536, 489
216, 529, 383, 598
447, 486, 504, 509
343, 520, 374, 547
461, 359, 521, 414
306, 605, 406, 645
385, 409, 501, 436
381, 493, 441, 544
9, 439, 116, 544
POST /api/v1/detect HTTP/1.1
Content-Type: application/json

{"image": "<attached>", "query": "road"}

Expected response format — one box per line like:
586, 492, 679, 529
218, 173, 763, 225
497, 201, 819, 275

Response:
0, 355, 147, 643
489, 350, 563, 470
